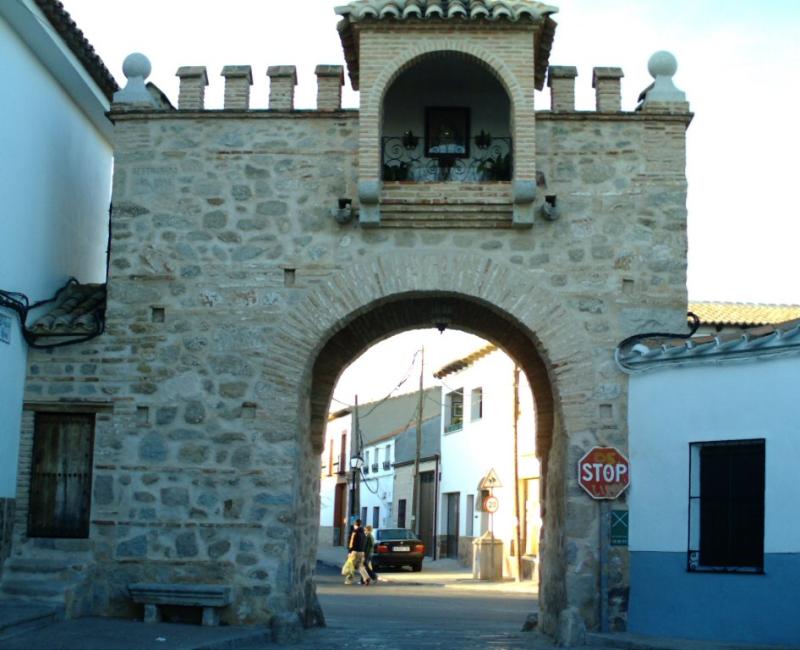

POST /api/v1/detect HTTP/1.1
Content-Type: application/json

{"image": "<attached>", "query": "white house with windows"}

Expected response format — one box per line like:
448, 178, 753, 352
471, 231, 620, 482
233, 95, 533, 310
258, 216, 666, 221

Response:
619, 317, 800, 646
358, 438, 395, 530
0, 0, 116, 572
435, 345, 539, 578
318, 389, 440, 547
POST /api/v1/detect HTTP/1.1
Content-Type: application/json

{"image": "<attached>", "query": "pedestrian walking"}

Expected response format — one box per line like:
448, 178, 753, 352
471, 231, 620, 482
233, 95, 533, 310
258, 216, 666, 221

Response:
348, 518, 371, 585
364, 524, 378, 582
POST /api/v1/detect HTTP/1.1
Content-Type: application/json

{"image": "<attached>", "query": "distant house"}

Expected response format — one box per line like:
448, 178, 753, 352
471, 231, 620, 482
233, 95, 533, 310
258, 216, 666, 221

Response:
434, 345, 540, 579
391, 413, 441, 557
318, 389, 440, 547
618, 317, 800, 646
0, 0, 116, 575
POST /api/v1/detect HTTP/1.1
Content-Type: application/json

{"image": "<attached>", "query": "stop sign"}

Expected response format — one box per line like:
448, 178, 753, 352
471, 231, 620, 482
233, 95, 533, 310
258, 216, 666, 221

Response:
578, 447, 630, 499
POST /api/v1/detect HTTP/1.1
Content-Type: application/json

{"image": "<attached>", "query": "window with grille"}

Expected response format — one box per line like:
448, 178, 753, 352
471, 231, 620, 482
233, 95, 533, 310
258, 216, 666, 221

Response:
445, 389, 463, 433
397, 499, 407, 528
688, 439, 765, 573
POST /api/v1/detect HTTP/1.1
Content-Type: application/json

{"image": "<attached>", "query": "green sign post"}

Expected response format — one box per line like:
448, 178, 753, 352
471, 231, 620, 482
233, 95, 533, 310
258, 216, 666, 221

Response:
610, 510, 628, 546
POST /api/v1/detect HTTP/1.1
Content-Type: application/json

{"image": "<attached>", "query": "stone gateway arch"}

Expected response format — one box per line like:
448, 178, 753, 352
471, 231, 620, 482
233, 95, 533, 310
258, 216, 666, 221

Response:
10, 1, 691, 644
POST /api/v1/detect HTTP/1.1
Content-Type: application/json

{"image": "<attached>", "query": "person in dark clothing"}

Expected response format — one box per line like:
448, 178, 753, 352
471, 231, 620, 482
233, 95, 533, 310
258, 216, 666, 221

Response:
347, 519, 371, 585
364, 525, 378, 581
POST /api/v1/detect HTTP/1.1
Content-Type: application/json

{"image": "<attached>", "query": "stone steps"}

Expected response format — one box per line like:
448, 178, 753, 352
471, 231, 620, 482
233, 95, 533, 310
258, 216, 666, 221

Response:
0, 543, 93, 615
0, 600, 63, 642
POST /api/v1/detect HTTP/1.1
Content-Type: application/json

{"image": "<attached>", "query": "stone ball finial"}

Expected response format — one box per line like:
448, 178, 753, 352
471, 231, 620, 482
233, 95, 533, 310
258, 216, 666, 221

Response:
641, 50, 686, 106
648, 51, 678, 79
113, 52, 157, 107
122, 52, 152, 81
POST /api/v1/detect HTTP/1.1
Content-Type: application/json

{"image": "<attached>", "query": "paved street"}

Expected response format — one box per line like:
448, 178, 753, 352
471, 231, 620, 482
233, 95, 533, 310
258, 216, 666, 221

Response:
290, 563, 598, 649
3, 558, 793, 649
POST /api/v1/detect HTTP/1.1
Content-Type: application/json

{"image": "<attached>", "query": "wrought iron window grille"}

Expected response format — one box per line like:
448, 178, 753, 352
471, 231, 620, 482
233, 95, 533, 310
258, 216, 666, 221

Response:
382, 135, 512, 183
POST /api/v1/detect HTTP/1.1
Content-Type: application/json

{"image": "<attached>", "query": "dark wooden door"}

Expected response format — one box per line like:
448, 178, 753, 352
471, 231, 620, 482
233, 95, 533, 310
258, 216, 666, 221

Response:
418, 471, 435, 556
28, 413, 95, 538
446, 492, 460, 558
333, 482, 346, 545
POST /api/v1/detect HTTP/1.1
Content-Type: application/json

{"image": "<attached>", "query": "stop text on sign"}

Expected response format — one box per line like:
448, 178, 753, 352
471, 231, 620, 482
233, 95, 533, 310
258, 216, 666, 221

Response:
577, 446, 630, 500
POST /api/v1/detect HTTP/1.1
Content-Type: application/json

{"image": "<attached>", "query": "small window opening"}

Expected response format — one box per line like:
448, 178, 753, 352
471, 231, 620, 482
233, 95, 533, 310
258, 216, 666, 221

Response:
470, 387, 483, 421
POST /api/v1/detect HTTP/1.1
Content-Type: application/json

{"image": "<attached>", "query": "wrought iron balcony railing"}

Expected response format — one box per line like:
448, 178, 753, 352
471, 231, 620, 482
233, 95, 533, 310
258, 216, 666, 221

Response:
382, 135, 512, 183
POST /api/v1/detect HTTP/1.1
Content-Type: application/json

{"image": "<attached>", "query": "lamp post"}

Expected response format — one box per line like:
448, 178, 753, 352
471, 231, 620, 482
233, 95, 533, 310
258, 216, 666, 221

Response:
349, 453, 364, 524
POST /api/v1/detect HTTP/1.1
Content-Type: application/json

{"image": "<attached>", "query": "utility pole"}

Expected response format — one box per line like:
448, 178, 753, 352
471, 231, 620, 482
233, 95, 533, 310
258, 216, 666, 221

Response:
410, 347, 424, 535
352, 395, 361, 522
512, 365, 523, 582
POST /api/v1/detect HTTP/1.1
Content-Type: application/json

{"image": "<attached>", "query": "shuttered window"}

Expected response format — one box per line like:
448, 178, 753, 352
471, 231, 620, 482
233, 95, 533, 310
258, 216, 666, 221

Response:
688, 439, 765, 572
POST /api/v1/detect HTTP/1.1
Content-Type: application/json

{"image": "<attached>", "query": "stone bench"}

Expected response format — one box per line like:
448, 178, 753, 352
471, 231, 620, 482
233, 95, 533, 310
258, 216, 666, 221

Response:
128, 583, 232, 626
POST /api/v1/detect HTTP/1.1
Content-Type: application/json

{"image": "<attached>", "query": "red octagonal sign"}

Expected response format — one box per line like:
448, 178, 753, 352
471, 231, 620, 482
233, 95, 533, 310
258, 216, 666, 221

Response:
578, 446, 630, 500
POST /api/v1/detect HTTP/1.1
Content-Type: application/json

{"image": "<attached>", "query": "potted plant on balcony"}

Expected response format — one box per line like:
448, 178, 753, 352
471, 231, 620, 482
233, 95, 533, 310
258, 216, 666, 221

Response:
383, 161, 410, 181
477, 152, 512, 181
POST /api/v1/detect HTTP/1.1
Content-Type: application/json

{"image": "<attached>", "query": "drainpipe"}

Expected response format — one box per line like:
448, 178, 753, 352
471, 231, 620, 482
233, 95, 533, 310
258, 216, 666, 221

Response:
433, 453, 440, 561
513, 365, 522, 581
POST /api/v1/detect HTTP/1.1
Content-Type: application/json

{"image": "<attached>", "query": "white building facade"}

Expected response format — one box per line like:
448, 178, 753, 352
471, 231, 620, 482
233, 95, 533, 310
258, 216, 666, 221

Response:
0, 0, 115, 571
620, 318, 800, 646
435, 346, 539, 578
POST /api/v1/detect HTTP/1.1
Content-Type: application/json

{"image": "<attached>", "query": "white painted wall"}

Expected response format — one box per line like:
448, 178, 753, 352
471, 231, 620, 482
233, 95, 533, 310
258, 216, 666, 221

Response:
0, 14, 112, 498
318, 413, 352, 529
628, 355, 800, 554
438, 351, 537, 546
359, 439, 395, 528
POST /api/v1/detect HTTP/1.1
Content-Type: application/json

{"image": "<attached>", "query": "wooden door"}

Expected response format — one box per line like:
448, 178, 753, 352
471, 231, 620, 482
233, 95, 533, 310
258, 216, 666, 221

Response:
333, 482, 346, 545
418, 471, 435, 556
445, 492, 460, 558
28, 413, 95, 538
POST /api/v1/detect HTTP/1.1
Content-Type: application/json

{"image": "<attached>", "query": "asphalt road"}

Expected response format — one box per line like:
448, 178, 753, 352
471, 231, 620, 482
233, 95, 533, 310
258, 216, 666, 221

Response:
291, 563, 556, 649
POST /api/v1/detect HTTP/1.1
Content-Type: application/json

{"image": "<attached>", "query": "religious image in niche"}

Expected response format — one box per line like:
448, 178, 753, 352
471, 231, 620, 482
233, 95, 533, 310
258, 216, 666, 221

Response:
425, 107, 470, 158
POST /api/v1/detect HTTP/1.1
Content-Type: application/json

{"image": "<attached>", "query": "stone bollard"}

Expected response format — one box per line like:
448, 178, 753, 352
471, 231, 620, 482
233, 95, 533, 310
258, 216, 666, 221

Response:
548, 65, 578, 111
472, 531, 503, 580
267, 66, 297, 110
176, 66, 208, 110
221, 65, 253, 110
592, 67, 624, 112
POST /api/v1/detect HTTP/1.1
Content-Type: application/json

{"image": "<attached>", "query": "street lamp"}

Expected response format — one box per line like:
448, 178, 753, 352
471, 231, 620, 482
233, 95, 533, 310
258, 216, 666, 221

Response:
349, 453, 364, 523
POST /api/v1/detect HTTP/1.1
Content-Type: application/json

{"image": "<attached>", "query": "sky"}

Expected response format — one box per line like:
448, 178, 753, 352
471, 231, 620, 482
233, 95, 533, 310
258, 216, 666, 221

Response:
59, 0, 800, 402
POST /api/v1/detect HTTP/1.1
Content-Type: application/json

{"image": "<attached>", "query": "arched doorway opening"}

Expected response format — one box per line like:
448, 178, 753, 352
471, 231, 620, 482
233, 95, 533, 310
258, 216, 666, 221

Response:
303, 293, 568, 635
380, 52, 513, 183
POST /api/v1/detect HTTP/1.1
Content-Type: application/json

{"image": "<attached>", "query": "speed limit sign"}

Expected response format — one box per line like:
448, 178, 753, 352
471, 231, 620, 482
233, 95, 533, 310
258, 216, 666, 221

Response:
484, 495, 499, 513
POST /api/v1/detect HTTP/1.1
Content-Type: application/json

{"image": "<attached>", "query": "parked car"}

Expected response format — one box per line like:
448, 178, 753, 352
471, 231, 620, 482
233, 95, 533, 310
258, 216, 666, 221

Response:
372, 528, 425, 572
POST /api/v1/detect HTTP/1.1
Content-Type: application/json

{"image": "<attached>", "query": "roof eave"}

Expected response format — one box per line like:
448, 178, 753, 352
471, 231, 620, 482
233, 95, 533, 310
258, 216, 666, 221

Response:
1, 0, 117, 140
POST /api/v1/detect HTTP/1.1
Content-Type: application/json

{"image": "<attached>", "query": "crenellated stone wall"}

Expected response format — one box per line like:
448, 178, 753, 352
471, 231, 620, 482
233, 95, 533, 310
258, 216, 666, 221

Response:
16, 41, 691, 642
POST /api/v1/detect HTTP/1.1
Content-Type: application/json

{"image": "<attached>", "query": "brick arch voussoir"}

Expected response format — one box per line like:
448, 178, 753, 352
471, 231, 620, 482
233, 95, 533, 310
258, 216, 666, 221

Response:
365, 41, 526, 121
274, 252, 593, 449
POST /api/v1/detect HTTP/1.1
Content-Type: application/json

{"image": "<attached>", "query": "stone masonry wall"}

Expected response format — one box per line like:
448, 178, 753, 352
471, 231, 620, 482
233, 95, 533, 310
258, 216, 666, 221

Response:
20, 99, 689, 635
0, 498, 15, 578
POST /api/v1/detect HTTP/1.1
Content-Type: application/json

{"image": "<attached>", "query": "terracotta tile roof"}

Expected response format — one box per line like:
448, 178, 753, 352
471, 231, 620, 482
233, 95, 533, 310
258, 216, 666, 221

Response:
34, 0, 119, 101
336, 0, 558, 21
433, 343, 497, 378
616, 317, 800, 373
335, 0, 558, 90
689, 301, 800, 327
29, 283, 106, 337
